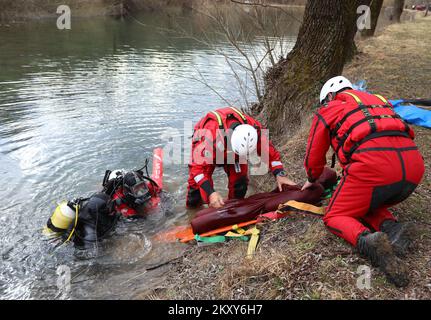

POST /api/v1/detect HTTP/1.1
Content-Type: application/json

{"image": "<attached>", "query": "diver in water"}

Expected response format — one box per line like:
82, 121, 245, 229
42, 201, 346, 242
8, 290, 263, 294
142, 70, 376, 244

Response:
44, 161, 162, 250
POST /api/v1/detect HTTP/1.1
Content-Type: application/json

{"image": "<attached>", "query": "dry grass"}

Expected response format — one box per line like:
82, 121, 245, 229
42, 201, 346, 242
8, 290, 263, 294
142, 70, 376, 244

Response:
143, 16, 431, 300
152, 214, 430, 299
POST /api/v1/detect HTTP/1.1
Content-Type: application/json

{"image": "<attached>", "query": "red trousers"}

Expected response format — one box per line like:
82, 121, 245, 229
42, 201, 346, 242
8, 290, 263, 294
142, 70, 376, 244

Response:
186, 164, 249, 207
323, 137, 424, 246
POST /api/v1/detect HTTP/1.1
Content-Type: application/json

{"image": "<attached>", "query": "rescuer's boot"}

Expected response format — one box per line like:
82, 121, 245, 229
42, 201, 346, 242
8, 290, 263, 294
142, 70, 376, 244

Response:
380, 220, 416, 257
357, 231, 409, 287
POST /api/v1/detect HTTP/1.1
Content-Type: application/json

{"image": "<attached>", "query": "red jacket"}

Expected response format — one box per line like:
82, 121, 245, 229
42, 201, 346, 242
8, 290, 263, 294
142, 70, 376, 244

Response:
304, 90, 414, 181
189, 107, 284, 191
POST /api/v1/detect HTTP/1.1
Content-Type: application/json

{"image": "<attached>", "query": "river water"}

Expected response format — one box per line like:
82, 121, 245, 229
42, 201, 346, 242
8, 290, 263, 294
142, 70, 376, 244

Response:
0, 8, 300, 299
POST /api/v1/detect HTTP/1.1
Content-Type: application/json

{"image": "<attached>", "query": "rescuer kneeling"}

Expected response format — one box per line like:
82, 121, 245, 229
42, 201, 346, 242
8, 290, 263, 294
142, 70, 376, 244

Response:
187, 106, 295, 209
302, 76, 425, 287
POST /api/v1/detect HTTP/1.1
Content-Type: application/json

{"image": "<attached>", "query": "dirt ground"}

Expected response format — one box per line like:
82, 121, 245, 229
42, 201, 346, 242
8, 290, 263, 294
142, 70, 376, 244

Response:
142, 15, 431, 300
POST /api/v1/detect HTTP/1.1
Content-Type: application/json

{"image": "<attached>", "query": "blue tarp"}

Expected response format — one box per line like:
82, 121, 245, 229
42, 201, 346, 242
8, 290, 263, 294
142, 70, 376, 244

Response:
390, 100, 431, 129
352, 81, 431, 129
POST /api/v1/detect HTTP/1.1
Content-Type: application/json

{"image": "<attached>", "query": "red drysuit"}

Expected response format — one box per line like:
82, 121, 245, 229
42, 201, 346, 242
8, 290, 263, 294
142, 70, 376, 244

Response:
304, 90, 425, 246
187, 107, 284, 207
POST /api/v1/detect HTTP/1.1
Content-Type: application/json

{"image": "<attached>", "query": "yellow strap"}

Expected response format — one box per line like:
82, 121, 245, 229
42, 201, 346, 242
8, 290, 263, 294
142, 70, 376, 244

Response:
225, 231, 246, 238
210, 111, 223, 128
343, 92, 363, 104
345, 92, 389, 106
278, 200, 325, 216
227, 224, 255, 237
232, 224, 246, 234
227, 225, 260, 258
229, 106, 247, 122
246, 227, 260, 259
65, 203, 79, 243
374, 94, 389, 105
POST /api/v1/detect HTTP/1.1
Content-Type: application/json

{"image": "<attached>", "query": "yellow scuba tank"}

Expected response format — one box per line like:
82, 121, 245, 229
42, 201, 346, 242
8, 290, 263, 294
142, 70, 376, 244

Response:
43, 201, 77, 237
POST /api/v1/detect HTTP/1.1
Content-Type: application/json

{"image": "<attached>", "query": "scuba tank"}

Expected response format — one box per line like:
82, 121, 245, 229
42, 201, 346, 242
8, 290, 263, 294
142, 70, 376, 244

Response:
44, 194, 117, 249
43, 201, 78, 237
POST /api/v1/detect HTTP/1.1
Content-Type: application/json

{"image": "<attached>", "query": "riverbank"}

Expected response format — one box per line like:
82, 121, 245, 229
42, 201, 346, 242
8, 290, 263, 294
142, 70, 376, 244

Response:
0, 0, 306, 23
143, 16, 431, 300
0, 0, 200, 22
0, 0, 424, 24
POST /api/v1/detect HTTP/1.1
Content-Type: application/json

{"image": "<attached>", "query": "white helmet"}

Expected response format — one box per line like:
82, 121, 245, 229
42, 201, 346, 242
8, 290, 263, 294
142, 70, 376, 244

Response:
230, 124, 258, 157
320, 76, 353, 103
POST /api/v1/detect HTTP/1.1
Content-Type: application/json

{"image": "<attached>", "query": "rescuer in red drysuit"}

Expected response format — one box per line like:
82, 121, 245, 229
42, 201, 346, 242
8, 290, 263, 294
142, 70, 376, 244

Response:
187, 106, 296, 209
302, 76, 425, 287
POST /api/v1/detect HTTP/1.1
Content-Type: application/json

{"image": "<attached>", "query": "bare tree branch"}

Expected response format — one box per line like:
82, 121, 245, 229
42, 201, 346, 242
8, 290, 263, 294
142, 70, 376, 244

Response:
230, 0, 302, 24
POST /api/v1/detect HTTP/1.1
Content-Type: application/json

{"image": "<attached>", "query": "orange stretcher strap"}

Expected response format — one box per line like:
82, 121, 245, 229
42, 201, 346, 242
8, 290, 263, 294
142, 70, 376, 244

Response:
277, 200, 325, 216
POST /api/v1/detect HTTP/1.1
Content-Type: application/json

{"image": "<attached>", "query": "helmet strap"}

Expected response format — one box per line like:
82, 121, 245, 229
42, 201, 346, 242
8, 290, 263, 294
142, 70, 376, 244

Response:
226, 122, 241, 152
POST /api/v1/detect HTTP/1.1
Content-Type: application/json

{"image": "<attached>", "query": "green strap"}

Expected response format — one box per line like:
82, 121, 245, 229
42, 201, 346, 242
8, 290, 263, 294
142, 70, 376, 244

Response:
322, 177, 341, 199
194, 234, 249, 243
195, 234, 226, 243
226, 235, 249, 242
322, 190, 333, 199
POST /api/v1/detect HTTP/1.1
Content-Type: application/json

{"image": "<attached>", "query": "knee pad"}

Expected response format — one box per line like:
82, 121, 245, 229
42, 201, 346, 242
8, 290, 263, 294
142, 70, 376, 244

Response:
186, 187, 202, 208
233, 176, 248, 199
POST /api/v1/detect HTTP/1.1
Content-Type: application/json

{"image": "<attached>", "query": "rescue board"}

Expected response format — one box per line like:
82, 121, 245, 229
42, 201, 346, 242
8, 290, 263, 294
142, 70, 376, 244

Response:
148, 148, 163, 208
153, 200, 325, 244
151, 148, 164, 189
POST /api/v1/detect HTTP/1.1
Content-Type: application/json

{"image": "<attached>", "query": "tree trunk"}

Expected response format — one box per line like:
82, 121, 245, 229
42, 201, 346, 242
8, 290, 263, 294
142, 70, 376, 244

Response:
257, 0, 362, 137
361, 0, 384, 37
392, 0, 405, 22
